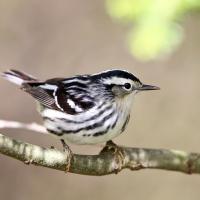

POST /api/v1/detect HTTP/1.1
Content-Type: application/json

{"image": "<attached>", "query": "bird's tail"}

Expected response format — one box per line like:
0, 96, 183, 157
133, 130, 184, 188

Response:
2, 69, 38, 86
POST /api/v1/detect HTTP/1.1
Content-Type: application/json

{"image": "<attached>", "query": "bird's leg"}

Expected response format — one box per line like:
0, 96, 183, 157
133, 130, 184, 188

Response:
60, 139, 73, 173
100, 140, 125, 173
24, 159, 33, 165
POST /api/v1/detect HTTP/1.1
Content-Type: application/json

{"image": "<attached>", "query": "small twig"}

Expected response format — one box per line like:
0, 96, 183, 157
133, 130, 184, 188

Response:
0, 120, 47, 134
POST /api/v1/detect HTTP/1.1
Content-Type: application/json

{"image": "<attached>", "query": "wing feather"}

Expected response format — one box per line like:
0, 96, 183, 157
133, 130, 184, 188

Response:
22, 78, 95, 114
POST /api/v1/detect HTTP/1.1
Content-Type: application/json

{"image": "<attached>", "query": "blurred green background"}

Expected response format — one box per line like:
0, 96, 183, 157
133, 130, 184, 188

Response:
0, 0, 200, 200
107, 0, 200, 60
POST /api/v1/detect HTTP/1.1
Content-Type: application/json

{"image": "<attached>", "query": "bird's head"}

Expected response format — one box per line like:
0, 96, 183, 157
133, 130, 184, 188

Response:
93, 69, 159, 98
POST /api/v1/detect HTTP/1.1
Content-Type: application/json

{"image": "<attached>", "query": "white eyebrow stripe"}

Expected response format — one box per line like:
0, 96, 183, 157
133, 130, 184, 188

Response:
102, 77, 132, 85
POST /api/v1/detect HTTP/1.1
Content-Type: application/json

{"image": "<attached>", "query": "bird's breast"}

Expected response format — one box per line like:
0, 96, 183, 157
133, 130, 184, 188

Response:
40, 100, 132, 144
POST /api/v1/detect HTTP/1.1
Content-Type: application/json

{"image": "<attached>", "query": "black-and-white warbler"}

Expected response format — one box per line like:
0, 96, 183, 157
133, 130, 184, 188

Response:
2, 69, 159, 171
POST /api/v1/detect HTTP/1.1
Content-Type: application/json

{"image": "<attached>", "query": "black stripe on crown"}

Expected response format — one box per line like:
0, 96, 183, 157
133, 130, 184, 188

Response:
92, 70, 141, 82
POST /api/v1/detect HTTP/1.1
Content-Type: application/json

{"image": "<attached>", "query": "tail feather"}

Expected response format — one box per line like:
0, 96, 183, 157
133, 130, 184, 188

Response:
2, 69, 38, 86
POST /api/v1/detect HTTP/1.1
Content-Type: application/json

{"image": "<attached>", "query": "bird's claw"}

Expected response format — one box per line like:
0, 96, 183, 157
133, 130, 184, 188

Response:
60, 139, 73, 173
24, 159, 33, 165
100, 140, 125, 174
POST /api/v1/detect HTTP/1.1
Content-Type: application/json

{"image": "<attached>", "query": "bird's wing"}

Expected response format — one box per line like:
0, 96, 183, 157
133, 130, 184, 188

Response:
22, 82, 59, 111
23, 78, 95, 114
3, 70, 96, 114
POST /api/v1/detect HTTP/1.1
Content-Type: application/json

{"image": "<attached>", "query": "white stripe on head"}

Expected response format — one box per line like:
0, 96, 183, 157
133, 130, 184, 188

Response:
102, 77, 133, 86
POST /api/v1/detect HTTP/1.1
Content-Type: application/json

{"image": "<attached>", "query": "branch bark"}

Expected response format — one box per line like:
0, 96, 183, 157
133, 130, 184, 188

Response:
0, 132, 200, 176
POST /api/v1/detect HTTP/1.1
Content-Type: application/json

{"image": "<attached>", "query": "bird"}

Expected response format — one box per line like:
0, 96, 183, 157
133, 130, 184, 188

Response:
2, 69, 159, 172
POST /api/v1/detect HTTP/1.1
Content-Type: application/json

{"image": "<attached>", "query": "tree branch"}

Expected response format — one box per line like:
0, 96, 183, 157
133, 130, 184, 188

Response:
1, 132, 200, 176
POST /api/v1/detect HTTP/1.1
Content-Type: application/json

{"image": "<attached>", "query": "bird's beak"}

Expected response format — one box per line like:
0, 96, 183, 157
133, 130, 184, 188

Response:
137, 84, 160, 91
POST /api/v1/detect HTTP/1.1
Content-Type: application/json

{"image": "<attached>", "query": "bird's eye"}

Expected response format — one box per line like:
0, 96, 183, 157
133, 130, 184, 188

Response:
123, 83, 132, 91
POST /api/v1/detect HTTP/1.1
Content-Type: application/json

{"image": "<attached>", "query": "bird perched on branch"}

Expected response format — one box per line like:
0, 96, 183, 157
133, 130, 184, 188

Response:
2, 69, 159, 172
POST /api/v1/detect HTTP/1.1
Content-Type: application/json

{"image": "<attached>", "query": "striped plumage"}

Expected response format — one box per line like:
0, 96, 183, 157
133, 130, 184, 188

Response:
2, 69, 159, 145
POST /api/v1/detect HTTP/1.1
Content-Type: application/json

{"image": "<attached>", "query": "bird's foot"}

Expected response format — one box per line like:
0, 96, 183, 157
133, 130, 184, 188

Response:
24, 159, 33, 165
100, 140, 125, 174
60, 139, 73, 173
